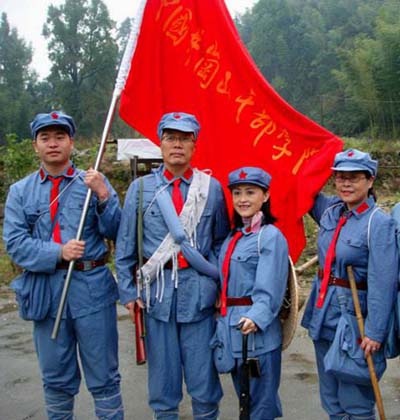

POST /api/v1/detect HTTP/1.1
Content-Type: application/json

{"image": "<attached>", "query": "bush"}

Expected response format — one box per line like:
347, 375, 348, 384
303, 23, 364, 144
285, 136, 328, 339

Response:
0, 134, 38, 204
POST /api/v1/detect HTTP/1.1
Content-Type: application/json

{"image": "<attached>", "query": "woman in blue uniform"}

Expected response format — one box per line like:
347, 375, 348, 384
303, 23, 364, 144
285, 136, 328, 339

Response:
214, 166, 289, 419
301, 149, 398, 420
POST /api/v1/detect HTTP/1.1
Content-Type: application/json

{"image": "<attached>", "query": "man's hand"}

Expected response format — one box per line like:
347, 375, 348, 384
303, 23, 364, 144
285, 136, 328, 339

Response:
61, 239, 85, 261
361, 336, 381, 358
84, 168, 110, 202
125, 298, 145, 324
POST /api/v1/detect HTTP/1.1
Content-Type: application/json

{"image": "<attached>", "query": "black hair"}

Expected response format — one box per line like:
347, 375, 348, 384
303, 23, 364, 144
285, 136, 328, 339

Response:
364, 170, 378, 201
232, 189, 277, 230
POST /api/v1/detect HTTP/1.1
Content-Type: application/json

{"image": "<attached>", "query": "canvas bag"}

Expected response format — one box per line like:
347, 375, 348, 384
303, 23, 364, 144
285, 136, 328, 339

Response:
11, 271, 51, 321
210, 316, 235, 373
324, 293, 386, 385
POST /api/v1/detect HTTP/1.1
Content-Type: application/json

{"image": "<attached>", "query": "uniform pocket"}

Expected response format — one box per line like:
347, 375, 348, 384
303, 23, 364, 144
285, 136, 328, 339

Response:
199, 276, 218, 310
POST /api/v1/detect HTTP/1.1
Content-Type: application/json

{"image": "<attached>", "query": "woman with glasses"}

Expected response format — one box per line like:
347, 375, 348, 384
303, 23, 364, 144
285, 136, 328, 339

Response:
301, 149, 398, 420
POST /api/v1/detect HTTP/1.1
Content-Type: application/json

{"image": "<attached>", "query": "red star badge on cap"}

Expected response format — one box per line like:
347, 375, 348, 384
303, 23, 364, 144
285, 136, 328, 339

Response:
173, 113, 181, 119
347, 151, 354, 157
239, 170, 247, 179
51, 112, 59, 119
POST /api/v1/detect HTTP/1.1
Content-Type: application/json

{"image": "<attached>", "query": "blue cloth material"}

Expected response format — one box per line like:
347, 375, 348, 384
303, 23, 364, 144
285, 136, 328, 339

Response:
302, 194, 398, 344
332, 149, 378, 176
44, 388, 74, 420
323, 294, 386, 385
216, 225, 289, 357
11, 271, 51, 321
157, 112, 201, 140
391, 203, 400, 340
302, 193, 398, 420
116, 164, 229, 415
34, 305, 123, 417
145, 294, 222, 420
228, 166, 271, 190
231, 347, 283, 419
3, 163, 123, 418
3, 164, 120, 319
314, 339, 376, 419
154, 182, 219, 279
93, 386, 124, 420
209, 316, 235, 373
116, 164, 229, 321
31, 110, 76, 138
214, 224, 288, 419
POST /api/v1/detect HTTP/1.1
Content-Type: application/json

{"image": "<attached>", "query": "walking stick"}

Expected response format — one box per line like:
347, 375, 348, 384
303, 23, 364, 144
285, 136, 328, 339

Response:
346, 265, 386, 420
51, 1, 147, 339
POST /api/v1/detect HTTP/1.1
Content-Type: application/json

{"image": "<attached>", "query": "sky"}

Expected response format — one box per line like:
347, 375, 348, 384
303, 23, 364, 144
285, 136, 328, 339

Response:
0, 0, 256, 79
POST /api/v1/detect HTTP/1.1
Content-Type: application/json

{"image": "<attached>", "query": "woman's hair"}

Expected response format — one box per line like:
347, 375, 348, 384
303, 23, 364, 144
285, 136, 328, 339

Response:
364, 171, 377, 201
232, 188, 277, 229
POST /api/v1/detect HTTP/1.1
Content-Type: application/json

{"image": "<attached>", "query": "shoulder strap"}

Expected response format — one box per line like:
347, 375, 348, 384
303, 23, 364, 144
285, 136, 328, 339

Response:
137, 177, 144, 269
367, 207, 380, 250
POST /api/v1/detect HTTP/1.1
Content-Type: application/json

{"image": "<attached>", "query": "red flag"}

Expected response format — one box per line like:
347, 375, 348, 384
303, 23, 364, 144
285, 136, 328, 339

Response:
119, 0, 343, 262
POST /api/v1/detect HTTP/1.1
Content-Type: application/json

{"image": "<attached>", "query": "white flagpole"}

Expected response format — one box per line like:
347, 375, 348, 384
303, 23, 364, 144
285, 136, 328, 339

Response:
52, 0, 148, 340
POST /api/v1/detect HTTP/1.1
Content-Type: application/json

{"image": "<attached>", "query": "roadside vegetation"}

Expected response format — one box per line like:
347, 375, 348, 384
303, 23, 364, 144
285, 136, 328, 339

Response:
1, 137, 400, 287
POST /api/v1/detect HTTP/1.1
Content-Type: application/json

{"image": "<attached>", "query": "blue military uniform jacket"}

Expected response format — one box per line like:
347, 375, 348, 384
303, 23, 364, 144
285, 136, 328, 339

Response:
116, 165, 230, 323
3, 164, 120, 318
217, 224, 289, 358
302, 194, 398, 343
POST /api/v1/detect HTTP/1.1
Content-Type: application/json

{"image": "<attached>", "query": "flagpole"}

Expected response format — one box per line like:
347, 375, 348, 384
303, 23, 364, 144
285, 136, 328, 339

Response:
51, 0, 148, 340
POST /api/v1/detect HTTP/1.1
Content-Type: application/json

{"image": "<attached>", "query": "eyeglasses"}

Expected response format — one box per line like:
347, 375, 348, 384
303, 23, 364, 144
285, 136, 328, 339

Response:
161, 134, 194, 144
334, 174, 367, 184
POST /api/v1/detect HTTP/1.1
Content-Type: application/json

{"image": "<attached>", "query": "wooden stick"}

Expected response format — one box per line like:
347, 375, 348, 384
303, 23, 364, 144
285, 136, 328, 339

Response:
346, 265, 386, 420
295, 255, 319, 276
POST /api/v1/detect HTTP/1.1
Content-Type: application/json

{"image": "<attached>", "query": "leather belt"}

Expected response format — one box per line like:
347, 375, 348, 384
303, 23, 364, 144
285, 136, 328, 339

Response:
318, 268, 368, 291
226, 296, 253, 306
143, 256, 190, 270
56, 258, 107, 271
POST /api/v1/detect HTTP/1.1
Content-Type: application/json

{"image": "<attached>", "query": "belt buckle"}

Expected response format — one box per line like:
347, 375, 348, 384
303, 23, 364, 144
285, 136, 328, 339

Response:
81, 260, 93, 271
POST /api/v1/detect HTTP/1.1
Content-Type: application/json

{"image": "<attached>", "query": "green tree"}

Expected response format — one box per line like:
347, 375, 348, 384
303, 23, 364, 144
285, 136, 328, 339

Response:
237, 0, 399, 137
333, 0, 400, 137
0, 13, 36, 142
43, 0, 119, 139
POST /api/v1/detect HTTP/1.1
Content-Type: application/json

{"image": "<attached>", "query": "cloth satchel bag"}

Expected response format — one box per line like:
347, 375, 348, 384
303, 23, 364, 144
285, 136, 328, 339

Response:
210, 316, 235, 373
11, 271, 51, 321
324, 293, 386, 386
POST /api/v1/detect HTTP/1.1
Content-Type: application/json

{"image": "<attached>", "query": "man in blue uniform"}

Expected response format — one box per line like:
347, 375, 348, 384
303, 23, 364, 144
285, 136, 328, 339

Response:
3, 111, 124, 419
116, 112, 230, 420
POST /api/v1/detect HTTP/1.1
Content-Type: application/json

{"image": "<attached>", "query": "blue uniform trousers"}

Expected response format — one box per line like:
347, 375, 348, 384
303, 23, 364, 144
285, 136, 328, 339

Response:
145, 292, 222, 420
33, 304, 123, 419
231, 347, 282, 420
314, 339, 375, 420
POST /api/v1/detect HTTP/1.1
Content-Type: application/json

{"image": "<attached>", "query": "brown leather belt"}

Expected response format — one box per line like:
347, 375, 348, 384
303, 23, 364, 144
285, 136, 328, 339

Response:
56, 258, 107, 271
226, 296, 253, 306
143, 257, 190, 270
318, 268, 368, 291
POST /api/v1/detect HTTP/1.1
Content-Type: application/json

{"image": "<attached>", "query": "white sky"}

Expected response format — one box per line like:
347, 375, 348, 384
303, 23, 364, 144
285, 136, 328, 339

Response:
0, 0, 256, 79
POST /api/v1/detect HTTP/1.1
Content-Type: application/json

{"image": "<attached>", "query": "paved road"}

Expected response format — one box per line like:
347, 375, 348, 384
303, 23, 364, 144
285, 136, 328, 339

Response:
1, 287, 399, 419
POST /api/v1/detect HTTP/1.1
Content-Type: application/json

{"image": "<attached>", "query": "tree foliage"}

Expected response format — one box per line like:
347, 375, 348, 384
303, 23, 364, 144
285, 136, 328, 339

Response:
42, 0, 119, 139
0, 13, 37, 142
237, 0, 399, 138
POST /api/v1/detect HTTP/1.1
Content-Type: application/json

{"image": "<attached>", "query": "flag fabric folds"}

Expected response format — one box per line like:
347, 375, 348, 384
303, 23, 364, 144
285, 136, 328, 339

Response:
119, 0, 343, 262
